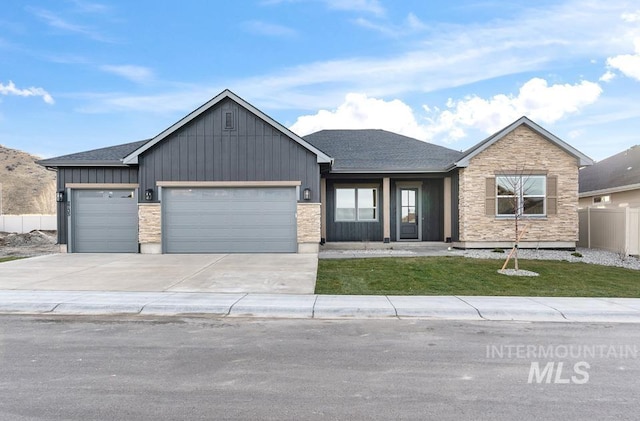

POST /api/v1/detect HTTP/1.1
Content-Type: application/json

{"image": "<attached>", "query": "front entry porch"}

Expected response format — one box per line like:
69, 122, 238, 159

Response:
320, 175, 453, 244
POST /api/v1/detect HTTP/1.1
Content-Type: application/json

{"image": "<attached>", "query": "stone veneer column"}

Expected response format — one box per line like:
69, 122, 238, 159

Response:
297, 202, 321, 253
138, 203, 162, 254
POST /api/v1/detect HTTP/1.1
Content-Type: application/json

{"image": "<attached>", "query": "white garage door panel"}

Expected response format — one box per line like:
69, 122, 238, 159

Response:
72, 189, 139, 253
163, 187, 297, 253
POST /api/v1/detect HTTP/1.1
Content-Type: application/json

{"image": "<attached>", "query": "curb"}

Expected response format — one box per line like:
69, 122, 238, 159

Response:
1, 290, 640, 323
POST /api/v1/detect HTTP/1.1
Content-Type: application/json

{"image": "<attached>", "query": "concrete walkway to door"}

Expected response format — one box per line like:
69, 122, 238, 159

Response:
0, 254, 318, 294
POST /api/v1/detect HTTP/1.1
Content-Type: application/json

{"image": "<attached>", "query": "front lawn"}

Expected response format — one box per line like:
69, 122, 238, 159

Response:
316, 256, 640, 297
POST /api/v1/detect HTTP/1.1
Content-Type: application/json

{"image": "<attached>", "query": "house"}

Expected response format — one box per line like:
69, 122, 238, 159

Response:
579, 145, 640, 208
38, 89, 593, 253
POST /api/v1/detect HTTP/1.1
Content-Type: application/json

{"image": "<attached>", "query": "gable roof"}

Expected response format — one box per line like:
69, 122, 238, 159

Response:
122, 89, 332, 165
579, 145, 640, 195
452, 116, 594, 168
37, 139, 150, 167
303, 129, 463, 173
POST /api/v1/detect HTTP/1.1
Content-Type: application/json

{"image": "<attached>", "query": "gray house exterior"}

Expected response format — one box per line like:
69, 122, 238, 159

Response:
39, 90, 593, 253
39, 90, 331, 254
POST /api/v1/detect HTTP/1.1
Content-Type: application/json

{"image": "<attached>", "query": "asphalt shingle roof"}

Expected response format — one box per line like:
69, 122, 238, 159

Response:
303, 129, 463, 172
579, 145, 640, 193
38, 139, 150, 166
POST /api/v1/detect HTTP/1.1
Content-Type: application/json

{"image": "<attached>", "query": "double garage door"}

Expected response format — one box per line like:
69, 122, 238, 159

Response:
71, 187, 297, 253
163, 187, 297, 253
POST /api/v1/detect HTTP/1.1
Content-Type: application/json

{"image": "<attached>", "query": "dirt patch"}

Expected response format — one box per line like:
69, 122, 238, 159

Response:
0, 230, 60, 257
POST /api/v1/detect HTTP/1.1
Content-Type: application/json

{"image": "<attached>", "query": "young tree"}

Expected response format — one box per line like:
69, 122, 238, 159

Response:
497, 166, 544, 271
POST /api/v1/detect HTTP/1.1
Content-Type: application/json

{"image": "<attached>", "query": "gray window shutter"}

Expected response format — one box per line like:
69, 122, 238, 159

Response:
546, 176, 558, 215
485, 177, 496, 216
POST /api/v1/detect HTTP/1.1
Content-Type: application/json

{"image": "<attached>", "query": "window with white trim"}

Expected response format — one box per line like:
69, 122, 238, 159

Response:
593, 195, 611, 204
496, 175, 546, 216
335, 187, 378, 221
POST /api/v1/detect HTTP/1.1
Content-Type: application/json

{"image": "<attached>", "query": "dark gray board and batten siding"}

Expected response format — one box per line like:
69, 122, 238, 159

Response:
138, 98, 321, 202
56, 167, 138, 244
324, 177, 444, 242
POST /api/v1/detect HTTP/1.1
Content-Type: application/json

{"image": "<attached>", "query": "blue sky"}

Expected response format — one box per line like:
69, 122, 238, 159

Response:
1, 0, 640, 161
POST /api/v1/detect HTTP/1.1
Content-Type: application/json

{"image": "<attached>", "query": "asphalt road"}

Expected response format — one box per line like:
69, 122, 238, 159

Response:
0, 316, 638, 420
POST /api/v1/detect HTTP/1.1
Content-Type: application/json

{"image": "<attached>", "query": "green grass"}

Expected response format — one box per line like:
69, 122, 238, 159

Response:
316, 256, 640, 297
0, 256, 23, 264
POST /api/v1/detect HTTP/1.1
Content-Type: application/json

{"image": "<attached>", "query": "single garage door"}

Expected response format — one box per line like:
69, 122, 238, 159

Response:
71, 189, 139, 253
163, 187, 297, 253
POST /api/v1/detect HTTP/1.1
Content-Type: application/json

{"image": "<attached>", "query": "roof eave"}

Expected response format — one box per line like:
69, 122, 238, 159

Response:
328, 168, 451, 174
122, 89, 333, 165
36, 159, 131, 167
579, 183, 640, 197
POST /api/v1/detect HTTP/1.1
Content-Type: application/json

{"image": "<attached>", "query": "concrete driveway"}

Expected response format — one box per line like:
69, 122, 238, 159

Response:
0, 254, 317, 294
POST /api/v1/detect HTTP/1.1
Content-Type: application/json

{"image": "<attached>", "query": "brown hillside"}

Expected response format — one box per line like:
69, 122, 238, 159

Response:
0, 145, 56, 215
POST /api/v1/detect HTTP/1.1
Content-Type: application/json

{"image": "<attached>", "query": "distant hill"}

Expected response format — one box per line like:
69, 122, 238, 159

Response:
0, 145, 56, 215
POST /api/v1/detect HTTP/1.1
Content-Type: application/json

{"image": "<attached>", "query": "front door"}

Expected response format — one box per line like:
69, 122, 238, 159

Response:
399, 188, 419, 240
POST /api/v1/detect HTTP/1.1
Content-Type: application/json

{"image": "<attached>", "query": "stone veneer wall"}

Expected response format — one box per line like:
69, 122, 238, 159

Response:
297, 203, 321, 244
458, 125, 579, 243
138, 203, 161, 244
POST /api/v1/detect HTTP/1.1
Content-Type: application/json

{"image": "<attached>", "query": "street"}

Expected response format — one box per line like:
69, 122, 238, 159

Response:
0, 316, 638, 420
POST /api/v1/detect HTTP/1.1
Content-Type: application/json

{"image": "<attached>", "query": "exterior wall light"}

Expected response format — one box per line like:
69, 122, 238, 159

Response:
145, 188, 154, 201
303, 188, 311, 201
56, 191, 65, 202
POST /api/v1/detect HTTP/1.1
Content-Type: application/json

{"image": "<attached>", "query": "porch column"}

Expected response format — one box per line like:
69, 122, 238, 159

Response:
444, 177, 452, 241
320, 178, 327, 243
383, 177, 390, 243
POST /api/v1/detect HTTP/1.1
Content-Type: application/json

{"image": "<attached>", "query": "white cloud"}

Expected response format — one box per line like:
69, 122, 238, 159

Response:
292, 77, 603, 143
354, 12, 426, 37
100, 65, 154, 83
263, 0, 384, 15
242, 20, 297, 37
289, 93, 428, 139
599, 70, 616, 82
323, 0, 384, 16
606, 38, 640, 81
27, 7, 113, 42
424, 78, 602, 141
0, 80, 54, 104
622, 10, 640, 22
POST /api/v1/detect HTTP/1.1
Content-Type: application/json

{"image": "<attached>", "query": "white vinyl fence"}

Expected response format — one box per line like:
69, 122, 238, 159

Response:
578, 207, 640, 256
0, 215, 57, 234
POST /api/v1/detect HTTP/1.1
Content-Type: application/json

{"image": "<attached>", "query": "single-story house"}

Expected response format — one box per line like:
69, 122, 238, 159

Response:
38, 89, 593, 253
579, 145, 640, 208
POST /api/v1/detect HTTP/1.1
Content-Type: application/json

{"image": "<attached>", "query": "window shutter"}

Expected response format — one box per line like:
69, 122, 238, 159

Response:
485, 177, 496, 216
546, 176, 558, 215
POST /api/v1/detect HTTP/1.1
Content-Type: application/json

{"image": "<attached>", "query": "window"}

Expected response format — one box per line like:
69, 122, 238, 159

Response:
335, 187, 378, 221
496, 175, 546, 216
593, 195, 611, 204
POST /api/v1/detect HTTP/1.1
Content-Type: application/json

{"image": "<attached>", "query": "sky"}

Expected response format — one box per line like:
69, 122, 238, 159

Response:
1, 0, 640, 162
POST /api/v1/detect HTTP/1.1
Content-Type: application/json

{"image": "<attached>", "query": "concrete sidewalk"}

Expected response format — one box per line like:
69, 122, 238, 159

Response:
2, 290, 640, 322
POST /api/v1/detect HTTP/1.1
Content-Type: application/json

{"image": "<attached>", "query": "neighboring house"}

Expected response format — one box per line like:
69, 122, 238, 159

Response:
579, 145, 640, 208
38, 89, 593, 253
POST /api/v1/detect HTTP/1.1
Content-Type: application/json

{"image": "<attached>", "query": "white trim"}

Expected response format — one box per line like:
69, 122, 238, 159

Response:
579, 183, 640, 198
66, 183, 139, 189
122, 89, 333, 165
156, 181, 301, 187
334, 186, 379, 222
